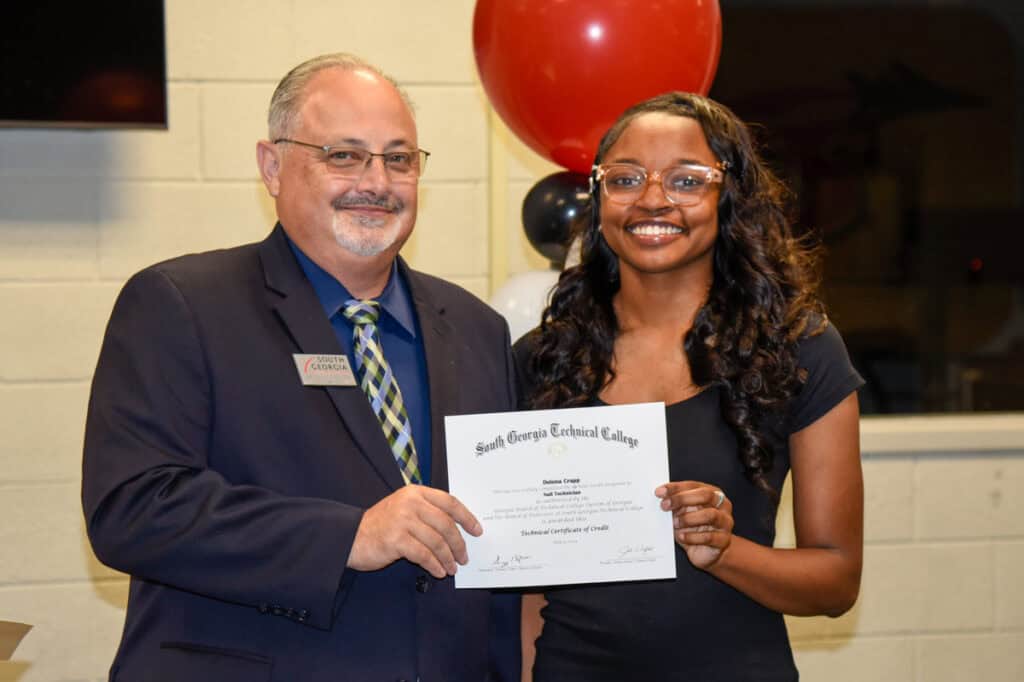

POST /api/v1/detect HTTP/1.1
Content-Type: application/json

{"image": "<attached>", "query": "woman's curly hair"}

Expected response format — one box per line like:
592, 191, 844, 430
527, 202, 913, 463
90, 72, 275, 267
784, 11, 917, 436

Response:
523, 92, 826, 500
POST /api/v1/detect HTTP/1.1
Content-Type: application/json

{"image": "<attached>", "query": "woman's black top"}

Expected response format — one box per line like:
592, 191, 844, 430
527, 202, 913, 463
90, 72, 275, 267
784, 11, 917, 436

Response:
513, 324, 864, 681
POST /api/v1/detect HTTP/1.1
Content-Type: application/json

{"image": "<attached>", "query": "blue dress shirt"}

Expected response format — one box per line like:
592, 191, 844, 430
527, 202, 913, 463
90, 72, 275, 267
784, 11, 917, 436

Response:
288, 240, 432, 485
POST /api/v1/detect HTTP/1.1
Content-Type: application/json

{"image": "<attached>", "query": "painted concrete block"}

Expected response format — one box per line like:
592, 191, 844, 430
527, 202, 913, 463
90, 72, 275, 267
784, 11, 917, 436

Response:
201, 84, 275, 181
166, 0, 295, 80
405, 182, 487, 278
863, 455, 915, 542
0, 581, 128, 682
407, 85, 489, 181
0, 384, 90, 481
447, 276, 489, 303
917, 634, 1024, 682
98, 183, 273, 279
917, 543, 994, 632
291, 0, 477, 83
792, 636, 913, 682
0, 179, 98, 280
0, 284, 120, 381
994, 541, 1024, 630
0, 484, 121, 583
917, 455, 1024, 539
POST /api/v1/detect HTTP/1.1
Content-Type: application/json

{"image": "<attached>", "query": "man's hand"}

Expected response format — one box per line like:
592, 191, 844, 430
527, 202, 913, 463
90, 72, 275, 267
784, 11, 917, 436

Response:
347, 485, 483, 578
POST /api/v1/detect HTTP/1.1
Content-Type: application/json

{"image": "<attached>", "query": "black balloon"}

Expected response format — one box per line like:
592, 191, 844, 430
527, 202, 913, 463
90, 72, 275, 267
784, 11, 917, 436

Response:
521, 171, 591, 267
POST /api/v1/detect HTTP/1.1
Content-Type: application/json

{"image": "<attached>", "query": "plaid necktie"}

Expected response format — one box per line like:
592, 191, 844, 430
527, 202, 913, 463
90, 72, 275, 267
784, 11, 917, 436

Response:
342, 299, 422, 485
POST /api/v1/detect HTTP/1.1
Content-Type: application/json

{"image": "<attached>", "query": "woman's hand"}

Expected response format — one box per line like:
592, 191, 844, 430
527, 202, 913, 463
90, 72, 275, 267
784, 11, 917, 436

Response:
655, 481, 734, 570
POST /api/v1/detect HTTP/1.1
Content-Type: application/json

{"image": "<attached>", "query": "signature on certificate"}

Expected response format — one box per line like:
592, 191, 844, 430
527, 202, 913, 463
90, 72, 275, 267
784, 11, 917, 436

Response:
617, 544, 656, 559
492, 553, 532, 569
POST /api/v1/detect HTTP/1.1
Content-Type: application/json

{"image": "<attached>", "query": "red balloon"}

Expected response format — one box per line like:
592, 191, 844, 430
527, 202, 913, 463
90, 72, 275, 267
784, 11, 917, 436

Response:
474, 0, 722, 173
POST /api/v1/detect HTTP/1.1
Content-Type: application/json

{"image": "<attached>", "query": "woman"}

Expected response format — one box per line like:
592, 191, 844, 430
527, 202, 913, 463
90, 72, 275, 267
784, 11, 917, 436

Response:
514, 92, 864, 681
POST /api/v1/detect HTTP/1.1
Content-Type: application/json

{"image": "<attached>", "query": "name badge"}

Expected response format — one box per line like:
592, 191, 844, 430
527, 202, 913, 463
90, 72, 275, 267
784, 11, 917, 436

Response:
293, 354, 357, 387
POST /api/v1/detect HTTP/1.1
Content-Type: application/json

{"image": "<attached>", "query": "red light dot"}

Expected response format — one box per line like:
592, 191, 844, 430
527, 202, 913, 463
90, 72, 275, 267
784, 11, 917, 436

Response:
969, 257, 983, 272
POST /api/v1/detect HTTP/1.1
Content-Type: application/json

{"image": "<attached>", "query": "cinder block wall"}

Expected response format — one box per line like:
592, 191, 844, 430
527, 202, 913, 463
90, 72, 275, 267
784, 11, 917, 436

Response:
777, 449, 1024, 680
1, 2, 1021, 681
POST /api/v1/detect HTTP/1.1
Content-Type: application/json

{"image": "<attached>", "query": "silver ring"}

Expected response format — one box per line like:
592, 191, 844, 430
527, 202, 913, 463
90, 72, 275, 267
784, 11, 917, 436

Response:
713, 490, 726, 508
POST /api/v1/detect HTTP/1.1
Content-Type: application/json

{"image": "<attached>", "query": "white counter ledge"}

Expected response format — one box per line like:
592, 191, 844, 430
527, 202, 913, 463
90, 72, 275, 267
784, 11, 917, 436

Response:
860, 413, 1024, 454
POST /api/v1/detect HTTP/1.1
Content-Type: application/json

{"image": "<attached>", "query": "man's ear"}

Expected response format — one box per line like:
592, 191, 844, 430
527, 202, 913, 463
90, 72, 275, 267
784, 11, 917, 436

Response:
256, 140, 282, 197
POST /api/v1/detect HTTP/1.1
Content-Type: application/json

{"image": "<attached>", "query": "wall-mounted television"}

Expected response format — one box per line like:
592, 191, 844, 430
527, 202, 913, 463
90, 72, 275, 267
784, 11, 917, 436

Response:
1, 0, 166, 129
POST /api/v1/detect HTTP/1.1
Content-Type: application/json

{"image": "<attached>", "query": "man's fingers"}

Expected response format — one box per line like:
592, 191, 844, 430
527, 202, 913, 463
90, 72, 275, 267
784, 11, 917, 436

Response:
418, 487, 482, 536
349, 486, 483, 575
402, 535, 448, 579
404, 523, 459, 575
410, 503, 467, 568
392, 486, 476, 569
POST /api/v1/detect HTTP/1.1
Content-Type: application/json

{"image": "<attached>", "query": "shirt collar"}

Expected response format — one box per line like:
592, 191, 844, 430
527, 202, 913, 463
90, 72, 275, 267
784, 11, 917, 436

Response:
286, 237, 418, 338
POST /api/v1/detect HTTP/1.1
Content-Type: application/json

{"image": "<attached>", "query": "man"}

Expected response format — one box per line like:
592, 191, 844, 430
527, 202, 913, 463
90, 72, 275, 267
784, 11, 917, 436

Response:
82, 53, 519, 682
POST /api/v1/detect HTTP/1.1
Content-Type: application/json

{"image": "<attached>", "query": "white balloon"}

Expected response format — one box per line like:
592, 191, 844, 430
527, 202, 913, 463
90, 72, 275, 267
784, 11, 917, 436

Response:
489, 269, 561, 343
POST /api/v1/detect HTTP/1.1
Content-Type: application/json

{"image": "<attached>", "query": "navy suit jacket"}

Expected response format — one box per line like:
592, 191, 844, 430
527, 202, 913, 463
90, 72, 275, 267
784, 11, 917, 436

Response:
82, 225, 520, 682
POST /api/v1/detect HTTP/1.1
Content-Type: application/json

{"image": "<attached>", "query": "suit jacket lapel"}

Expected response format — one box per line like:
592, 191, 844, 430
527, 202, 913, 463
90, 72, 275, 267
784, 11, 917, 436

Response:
404, 262, 459, 492
258, 225, 405, 491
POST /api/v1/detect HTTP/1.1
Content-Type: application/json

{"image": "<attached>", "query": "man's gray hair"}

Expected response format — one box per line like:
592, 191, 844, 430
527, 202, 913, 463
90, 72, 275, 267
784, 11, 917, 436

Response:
267, 53, 414, 140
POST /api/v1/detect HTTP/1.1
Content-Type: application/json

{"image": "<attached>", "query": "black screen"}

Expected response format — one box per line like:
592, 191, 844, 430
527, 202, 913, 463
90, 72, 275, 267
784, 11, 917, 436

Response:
1, 0, 166, 128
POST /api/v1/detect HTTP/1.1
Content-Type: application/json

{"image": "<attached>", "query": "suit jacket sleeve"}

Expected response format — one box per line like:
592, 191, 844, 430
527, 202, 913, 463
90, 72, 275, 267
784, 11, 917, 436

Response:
82, 266, 358, 631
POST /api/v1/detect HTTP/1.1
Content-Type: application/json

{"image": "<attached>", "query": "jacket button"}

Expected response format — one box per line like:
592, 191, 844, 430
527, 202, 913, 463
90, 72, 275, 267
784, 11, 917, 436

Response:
415, 574, 430, 593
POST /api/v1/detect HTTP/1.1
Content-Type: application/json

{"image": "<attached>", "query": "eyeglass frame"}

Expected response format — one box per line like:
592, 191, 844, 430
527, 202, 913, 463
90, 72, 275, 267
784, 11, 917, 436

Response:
273, 138, 431, 179
591, 160, 730, 206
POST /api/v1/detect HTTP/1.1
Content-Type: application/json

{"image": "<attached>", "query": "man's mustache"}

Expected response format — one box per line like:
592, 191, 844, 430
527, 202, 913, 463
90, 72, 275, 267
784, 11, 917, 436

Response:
332, 193, 403, 212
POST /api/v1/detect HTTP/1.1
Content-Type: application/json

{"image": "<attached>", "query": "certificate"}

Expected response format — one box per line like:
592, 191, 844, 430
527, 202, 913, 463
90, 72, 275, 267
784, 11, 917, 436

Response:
445, 402, 676, 588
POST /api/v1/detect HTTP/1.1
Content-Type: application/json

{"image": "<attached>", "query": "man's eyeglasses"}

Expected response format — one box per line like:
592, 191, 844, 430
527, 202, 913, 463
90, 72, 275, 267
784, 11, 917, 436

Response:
274, 139, 430, 180
593, 162, 727, 206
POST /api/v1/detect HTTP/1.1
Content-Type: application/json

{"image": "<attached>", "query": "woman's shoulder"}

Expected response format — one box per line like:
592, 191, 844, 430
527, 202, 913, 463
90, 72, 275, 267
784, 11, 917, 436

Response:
787, 316, 865, 432
795, 315, 854, 370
